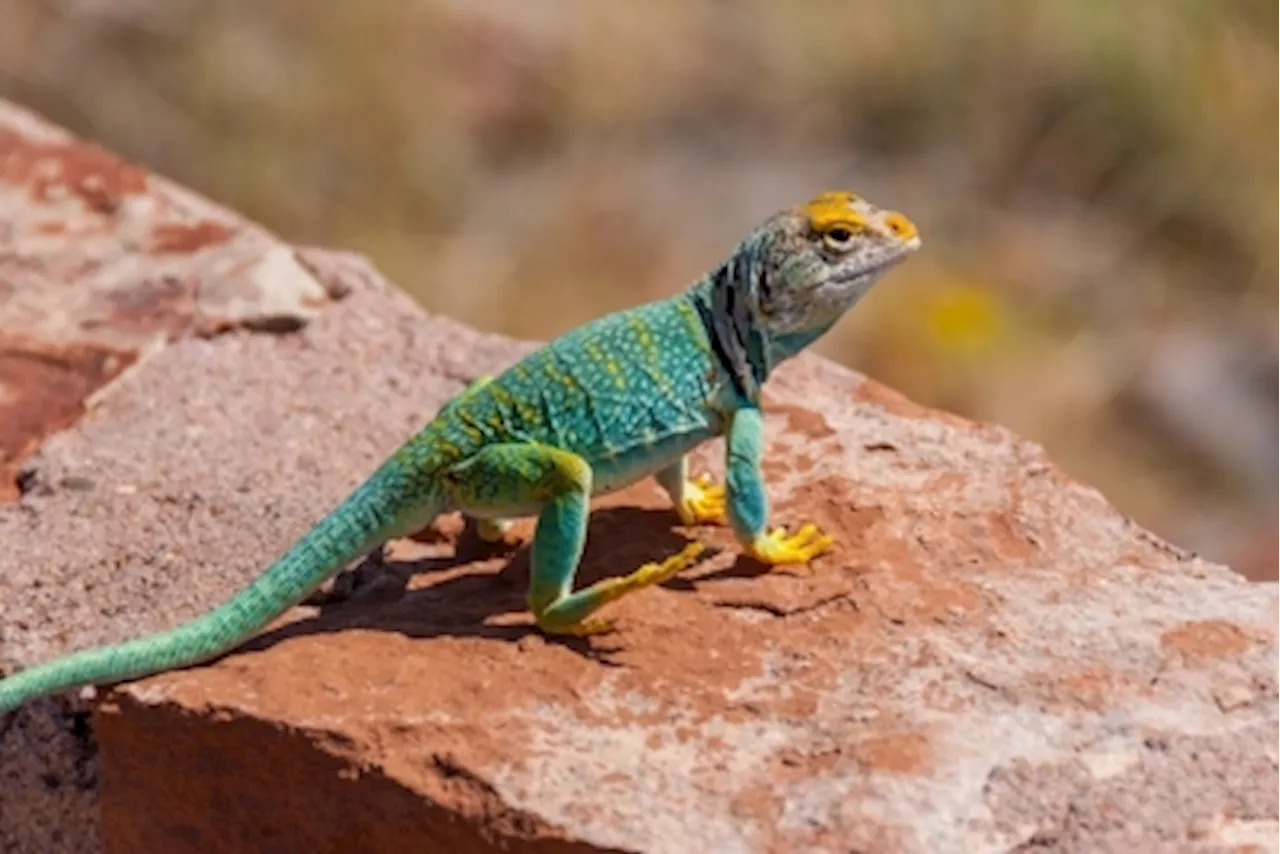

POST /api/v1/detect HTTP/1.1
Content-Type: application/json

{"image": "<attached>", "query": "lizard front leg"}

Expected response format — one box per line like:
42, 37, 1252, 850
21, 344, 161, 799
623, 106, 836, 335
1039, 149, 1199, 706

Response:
656, 456, 727, 526
725, 406, 833, 565
443, 443, 704, 635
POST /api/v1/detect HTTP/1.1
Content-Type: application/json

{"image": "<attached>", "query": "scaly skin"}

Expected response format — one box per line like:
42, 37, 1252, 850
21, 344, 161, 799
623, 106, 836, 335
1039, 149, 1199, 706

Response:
0, 190, 920, 713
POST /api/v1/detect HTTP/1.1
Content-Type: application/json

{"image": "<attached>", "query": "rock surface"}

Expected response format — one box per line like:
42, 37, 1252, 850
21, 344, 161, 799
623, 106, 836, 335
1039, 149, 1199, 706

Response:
0, 100, 341, 504
2, 102, 1277, 854
0, 100, 428, 854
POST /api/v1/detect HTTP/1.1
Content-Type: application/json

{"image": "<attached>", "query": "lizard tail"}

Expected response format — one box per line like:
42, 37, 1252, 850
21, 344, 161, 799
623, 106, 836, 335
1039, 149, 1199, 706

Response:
0, 463, 442, 714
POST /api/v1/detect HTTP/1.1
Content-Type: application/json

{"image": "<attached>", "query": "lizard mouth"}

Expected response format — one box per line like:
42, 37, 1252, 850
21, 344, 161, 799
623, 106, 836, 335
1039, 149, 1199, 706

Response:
832, 235, 921, 284
831, 254, 909, 286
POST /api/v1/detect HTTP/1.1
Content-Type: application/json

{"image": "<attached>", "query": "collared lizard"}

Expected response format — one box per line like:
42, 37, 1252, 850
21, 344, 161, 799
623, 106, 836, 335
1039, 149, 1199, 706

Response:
0, 190, 920, 713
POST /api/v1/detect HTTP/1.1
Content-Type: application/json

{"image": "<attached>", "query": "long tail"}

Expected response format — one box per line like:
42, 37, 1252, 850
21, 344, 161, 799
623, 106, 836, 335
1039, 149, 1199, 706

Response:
0, 463, 440, 714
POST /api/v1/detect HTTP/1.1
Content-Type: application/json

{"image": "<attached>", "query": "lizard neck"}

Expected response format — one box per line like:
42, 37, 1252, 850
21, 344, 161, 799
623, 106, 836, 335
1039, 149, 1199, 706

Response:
764, 319, 840, 364
686, 269, 839, 404
686, 274, 771, 404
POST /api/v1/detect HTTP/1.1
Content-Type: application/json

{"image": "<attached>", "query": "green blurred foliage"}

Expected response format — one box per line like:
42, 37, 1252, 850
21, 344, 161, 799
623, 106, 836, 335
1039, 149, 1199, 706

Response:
2, 0, 1275, 577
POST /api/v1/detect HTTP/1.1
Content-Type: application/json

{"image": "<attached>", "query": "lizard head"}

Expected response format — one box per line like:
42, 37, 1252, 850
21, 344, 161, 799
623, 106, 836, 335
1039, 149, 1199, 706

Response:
748, 189, 921, 335
691, 189, 921, 397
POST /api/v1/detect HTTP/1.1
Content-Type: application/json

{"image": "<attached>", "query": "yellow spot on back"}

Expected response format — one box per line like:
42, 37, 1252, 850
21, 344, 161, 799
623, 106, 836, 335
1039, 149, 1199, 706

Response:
602, 359, 627, 390
675, 300, 708, 351
629, 315, 657, 359
804, 190, 867, 233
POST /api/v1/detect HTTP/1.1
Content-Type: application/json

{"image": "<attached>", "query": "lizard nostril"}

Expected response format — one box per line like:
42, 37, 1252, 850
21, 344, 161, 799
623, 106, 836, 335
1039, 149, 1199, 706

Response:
883, 213, 918, 242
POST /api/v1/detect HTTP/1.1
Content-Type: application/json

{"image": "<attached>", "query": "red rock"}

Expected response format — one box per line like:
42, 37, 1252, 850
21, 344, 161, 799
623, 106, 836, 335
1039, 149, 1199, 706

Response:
0, 101, 339, 505
94, 344, 1278, 854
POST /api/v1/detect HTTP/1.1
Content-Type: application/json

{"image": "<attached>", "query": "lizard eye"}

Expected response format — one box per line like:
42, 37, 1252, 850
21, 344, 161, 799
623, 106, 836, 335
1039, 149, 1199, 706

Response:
822, 226, 856, 252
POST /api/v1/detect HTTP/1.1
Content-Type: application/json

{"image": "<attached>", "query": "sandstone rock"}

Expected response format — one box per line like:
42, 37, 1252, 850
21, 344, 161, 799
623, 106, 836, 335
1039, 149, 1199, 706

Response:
90, 341, 1277, 854
0, 100, 339, 503
0, 101, 398, 854
1, 102, 1276, 854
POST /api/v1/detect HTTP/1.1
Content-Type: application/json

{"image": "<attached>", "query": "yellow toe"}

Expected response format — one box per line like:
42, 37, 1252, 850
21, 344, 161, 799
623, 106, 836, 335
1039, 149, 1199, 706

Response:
632, 541, 706, 587
678, 476, 728, 526
748, 522, 834, 565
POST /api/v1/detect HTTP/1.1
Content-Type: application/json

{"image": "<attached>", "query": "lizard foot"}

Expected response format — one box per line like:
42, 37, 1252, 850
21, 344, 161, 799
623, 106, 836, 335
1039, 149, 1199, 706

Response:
747, 523, 834, 566
555, 617, 618, 637
534, 542, 707, 636
676, 474, 727, 526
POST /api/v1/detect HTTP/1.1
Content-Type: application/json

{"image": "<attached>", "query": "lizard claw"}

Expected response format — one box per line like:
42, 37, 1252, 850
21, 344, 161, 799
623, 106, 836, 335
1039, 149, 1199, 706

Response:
562, 617, 618, 637
747, 522, 834, 566
676, 474, 727, 526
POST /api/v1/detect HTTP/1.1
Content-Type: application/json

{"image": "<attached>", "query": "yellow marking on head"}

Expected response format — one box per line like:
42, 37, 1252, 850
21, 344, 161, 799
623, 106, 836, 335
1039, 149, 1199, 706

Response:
803, 190, 867, 234
883, 211, 919, 242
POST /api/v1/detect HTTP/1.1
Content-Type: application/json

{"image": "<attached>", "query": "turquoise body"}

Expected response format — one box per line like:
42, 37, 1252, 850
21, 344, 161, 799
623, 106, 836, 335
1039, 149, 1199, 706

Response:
420, 290, 725, 509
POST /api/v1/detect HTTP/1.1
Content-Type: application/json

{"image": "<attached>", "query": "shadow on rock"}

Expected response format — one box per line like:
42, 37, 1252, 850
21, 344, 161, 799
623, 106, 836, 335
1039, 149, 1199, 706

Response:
236, 505, 711, 663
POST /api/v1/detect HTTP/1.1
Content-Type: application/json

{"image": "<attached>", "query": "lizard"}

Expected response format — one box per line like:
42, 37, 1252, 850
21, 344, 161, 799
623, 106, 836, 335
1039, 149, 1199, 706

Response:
0, 190, 920, 714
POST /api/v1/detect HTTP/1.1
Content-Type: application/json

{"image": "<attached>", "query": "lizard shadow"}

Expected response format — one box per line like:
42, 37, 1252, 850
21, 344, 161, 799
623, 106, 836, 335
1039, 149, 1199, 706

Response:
236, 504, 712, 666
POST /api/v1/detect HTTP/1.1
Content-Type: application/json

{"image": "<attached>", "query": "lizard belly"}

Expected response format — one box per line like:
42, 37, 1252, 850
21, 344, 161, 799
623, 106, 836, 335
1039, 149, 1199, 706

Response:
458, 427, 717, 521
587, 428, 716, 496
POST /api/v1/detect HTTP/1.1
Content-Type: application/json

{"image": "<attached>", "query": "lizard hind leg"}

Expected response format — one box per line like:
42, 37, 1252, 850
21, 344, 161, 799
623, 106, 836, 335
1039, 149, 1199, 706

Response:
656, 456, 727, 527
445, 443, 704, 636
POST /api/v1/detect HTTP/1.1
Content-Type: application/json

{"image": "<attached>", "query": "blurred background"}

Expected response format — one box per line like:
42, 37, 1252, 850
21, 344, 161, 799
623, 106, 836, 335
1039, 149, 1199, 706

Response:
2, 0, 1275, 579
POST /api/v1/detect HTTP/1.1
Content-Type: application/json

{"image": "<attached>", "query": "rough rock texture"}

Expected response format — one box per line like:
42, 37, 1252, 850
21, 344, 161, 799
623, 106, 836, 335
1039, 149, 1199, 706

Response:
1, 102, 1277, 854
0, 100, 341, 503
0, 101, 376, 853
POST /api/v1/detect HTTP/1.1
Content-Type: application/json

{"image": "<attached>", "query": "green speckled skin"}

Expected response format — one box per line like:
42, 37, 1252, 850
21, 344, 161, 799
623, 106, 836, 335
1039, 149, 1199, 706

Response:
0, 190, 920, 713
430, 296, 722, 503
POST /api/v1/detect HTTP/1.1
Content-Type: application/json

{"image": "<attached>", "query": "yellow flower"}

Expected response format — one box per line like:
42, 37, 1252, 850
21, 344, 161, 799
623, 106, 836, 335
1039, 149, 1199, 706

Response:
924, 283, 1001, 354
